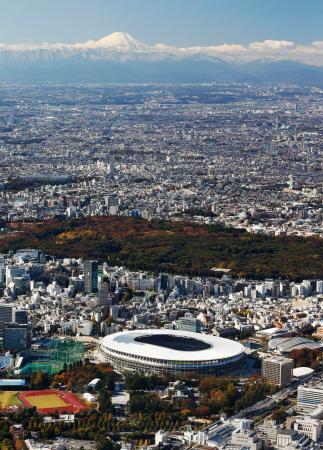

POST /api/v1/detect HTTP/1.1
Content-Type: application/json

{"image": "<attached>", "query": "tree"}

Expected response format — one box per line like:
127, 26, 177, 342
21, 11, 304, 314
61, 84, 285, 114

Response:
30, 371, 50, 389
0, 439, 15, 450
96, 438, 120, 450
291, 348, 322, 369
14, 439, 25, 450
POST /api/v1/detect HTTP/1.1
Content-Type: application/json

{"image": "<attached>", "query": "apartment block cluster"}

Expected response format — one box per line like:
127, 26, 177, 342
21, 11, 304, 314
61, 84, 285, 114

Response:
0, 249, 322, 346
0, 247, 321, 365
159, 378, 323, 449
0, 83, 321, 237
254, 381, 323, 449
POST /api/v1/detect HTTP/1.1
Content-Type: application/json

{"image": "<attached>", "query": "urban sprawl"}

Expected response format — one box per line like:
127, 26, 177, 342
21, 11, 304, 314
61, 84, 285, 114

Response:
0, 83, 322, 450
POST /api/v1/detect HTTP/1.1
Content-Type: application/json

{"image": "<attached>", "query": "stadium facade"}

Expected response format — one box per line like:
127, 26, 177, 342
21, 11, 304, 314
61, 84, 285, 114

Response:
99, 329, 245, 375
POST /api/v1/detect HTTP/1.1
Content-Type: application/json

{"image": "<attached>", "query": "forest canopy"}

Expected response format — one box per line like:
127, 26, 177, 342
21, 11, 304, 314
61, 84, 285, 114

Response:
0, 216, 322, 280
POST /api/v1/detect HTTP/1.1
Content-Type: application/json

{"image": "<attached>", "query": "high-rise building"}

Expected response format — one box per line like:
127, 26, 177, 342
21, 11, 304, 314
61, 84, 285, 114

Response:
0, 305, 28, 324
158, 273, 168, 292
5, 265, 26, 287
105, 194, 119, 215
110, 305, 120, 320
0, 256, 5, 286
0, 305, 14, 323
84, 260, 98, 293
297, 384, 323, 413
178, 316, 201, 333
3, 324, 31, 352
98, 277, 111, 306
15, 310, 28, 324
261, 356, 293, 387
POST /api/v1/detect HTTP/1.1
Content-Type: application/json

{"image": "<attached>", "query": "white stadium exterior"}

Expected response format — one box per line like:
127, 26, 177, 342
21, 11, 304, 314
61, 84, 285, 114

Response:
99, 329, 245, 375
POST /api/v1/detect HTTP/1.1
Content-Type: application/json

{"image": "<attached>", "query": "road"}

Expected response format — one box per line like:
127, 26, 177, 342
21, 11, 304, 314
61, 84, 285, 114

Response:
205, 380, 299, 445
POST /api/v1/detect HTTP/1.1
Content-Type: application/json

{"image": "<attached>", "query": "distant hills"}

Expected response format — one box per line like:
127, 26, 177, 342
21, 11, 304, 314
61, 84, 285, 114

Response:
0, 32, 323, 85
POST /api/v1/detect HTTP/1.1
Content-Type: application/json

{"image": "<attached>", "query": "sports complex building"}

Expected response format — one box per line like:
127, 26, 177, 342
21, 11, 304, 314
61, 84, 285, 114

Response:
99, 329, 245, 375
17, 339, 84, 376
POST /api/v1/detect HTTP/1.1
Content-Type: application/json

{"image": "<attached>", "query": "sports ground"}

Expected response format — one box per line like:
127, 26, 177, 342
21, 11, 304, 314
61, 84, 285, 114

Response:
18, 390, 87, 414
0, 391, 22, 410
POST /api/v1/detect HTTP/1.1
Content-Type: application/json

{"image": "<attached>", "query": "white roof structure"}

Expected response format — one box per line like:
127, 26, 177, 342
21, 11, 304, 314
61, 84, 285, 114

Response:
293, 367, 314, 378
269, 336, 323, 353
100, 329, 244, 362
256, 327, 289, 337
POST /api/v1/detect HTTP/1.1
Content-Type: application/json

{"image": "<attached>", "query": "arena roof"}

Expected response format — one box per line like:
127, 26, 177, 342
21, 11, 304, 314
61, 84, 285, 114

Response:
100, 329, 245, 362
268, 336, 323, 353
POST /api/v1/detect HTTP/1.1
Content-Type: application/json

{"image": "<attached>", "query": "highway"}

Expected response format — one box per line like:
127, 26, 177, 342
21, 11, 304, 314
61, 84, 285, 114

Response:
205, 380, 299, 445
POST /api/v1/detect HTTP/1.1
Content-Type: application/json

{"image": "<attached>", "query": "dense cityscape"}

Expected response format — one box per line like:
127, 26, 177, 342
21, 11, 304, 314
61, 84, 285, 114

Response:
0, 80, 321, 449
0, 247, 322, 449
0, 2, 322, 449
0, 83, 322, 237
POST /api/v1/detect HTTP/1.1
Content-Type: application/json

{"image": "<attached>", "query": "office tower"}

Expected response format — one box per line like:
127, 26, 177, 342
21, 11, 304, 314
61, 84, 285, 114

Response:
105, 194, 119, 215
3, 324, 31, 352
158, 273, 168, 292
84, 260, 98, 293
275, 116, 279, 131
0, 305, 15, 323
5, 265, 26, 287
105, 194, 118, 208
317, 281, 323, 295
0, 256, 5, 285
261, 356, 293, 387
66, 206, 77, 219
178, 316, 201, 333
69, 277, 84, 293
110, 305, 120, 320
256, 283, 266, 298
15, 310, 28, 324
297, 384, 323, 413
98, 277, 111, 305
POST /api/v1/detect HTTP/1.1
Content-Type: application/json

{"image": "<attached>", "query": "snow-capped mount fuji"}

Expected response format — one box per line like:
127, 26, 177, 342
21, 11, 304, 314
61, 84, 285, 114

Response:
86, 32, 151, 52
0, 32, 322, 84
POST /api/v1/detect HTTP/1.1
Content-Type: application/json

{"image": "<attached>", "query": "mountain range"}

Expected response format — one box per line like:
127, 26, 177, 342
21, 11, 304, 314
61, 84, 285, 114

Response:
0, 32, 323, 85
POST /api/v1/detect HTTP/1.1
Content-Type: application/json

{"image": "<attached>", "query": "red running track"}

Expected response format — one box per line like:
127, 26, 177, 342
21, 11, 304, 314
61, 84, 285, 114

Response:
18, 389, 87, 414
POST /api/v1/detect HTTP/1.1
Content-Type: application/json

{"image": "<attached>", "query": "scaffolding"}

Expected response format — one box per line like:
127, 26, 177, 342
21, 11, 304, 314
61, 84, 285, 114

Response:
19, 339, 84, 376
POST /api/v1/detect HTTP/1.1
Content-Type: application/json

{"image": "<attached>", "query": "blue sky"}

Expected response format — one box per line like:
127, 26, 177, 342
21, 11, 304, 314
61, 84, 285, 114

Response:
0, 0, 322, 45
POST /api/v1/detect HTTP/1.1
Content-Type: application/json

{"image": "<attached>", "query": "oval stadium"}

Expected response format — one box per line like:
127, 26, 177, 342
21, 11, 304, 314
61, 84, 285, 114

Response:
99, 329, 245, 375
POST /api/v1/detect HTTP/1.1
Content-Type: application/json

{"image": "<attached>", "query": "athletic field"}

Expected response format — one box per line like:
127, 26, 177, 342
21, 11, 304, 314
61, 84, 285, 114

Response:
18, 389, 87, 414
0, 391, 22, 409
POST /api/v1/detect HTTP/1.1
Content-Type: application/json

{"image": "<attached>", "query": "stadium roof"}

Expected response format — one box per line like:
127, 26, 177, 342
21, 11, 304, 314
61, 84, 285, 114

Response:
269, 336, 323, 352
101, 329, 244, 362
